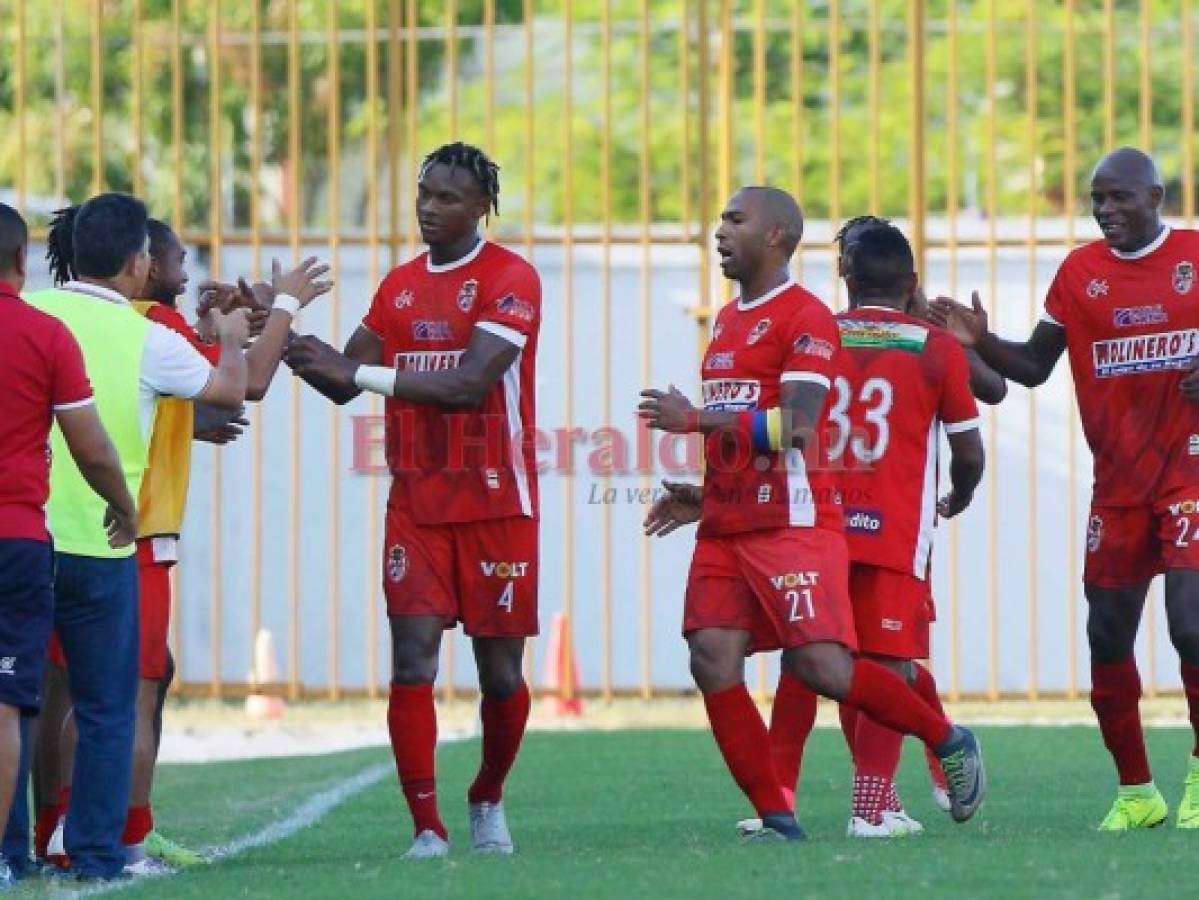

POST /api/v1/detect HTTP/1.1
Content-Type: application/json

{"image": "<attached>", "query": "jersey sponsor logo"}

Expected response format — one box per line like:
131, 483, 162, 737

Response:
485, 469, 500, 489
837, 320, 928, 353
480, 561, 530, 578
769, 571, 819, 589
1112, 304, 1168, 328
496, 292, 536, 322
1168, 499, 1199, 516
701, 378, 761, 410
395, 350, 464, 372
1191, 435, 1199, 457
1175, 261, 1195, 295
1091, 328, 1199, 377
746, 318, 771, 345
712, 323, 724, 339
1087, 515, 1103, 553
793, 332, 835, 360
457, 278, 479, 312
395, 288, 415, 309
704, 351, 736, 371
757, 485, 772, 503
881, 619, 904, 632
413, 320, 454, 341
845, 508, 884, 533
1086, 278, 1110, 299
386, 545, 409, 582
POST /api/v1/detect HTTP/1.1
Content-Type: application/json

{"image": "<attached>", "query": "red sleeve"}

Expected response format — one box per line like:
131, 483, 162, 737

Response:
48, 322, 93, 409
147, 303, 221, 365
363, 268, 403, 338
938, 337, 981, 432
779, 301, 841, 388
476, 259, 541, 345
1042, 263, 1070, 328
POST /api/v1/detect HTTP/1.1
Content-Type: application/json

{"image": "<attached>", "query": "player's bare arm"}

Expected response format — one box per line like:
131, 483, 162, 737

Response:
241, 258, 334, 400
643, 480, 703, 537
929, 290, 1066, 388
191, 311, 251, 410
287, 325, 384, 405
965, 349, 1008, 405
938, 428, 986, 519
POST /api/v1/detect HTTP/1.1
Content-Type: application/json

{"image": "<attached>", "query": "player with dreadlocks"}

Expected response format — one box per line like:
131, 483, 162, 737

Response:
286, 143, 541, 859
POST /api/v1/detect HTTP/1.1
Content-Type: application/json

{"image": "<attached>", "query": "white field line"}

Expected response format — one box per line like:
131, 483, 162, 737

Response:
82, 758, 399, 896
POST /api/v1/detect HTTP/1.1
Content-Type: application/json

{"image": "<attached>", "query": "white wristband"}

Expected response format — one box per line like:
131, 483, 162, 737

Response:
354, 365, 397, 397
272, 293, 301, 318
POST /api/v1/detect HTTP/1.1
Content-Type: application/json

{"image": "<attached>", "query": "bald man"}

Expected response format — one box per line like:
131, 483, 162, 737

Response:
639, 187, 986, 842
932, 147, 1199, 831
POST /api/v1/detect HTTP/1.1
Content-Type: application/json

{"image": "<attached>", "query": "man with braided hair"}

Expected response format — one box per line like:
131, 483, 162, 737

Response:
287, 142, 541, 859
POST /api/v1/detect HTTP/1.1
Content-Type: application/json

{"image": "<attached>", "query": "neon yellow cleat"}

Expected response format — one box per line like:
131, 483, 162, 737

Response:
1097, 784, 1168, 831
144, 830, 206, 867
1177, 757, 1199, 829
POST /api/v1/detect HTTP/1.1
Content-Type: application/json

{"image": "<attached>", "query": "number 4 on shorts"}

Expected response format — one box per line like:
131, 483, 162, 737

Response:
497, 582, 515, 613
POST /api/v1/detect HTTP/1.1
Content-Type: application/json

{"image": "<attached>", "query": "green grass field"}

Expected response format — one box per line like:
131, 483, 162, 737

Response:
19, 726, 1199, 899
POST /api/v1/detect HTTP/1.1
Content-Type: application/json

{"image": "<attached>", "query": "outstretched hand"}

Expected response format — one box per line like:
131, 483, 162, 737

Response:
638, 385, 698, 433
272, 257, 334, 307
928, 291, 989, 348
643, 480, 703, 537
284, 334, 359, 394
937, 489, 974, 519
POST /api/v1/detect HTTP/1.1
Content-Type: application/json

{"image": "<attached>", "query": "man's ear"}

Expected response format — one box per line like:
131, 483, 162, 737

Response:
14, 244, 26, 280
1150, 184, 1165, 209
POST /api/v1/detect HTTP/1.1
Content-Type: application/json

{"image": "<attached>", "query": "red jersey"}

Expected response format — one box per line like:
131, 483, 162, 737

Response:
831, 307, 980, 577
1043, 228, 1199, 505
698, 280, 843, 538
362, 240, 540, 524
0, 284, 94, 542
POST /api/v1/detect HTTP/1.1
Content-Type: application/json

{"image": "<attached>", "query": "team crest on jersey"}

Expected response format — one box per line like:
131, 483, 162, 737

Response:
395, 289, 414, 309
1086, 278, 1110, 299
1174, 262, 1195, 295
386, 545, 409, 582
1086, 516, 1103, 553
747, 318, 771, 345
457, 279, 479, 312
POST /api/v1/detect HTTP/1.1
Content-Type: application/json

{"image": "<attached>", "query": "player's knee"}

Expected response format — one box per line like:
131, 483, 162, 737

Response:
478, 666, 522, 699
688, 646, 739, 694
1086, 617, 1135, 662
392, 654, 438, 685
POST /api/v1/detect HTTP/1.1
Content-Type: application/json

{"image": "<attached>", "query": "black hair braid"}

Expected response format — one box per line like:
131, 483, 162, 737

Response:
47, 205, 80, 286
419, 142, 501, 216
834, 214, 890, 251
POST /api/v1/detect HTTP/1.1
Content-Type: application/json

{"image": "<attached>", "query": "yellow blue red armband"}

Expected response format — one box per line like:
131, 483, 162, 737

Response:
738, 408, 783, 453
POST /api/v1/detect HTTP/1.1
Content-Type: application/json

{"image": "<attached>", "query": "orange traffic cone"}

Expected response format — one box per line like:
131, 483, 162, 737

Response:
542, 612, 583, 717
245, 628, 286, 720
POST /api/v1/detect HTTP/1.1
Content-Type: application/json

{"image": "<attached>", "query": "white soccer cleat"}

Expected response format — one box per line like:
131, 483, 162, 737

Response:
932, 785, 951, 813
123, 856, 174, 877
882, 809, 924, 836
735, 817, 763, 836
469, 801, 514, 855
403, 830, 450, 859
47, 818, 66, 858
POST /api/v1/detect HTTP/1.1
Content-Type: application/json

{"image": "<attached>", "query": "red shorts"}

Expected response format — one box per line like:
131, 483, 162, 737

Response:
384, 497, 539, 637
46, 539, 173, 679
683, 527, 856, 655
1085, 487, 1199, 588
849, 563, 933, 660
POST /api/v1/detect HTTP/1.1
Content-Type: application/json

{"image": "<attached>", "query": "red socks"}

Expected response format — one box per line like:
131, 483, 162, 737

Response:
703, 684, 790, 816
468, 682, 532, 804
1182, 663, 1199, 759
768, 673, 817, 808
1090, 658, 1152, 785
122, 805, 153, 846
838, 704, 859, 761
388, 682, 447, 839
34, 805, 59, 859
912, 664, 950, 791
844, 659, 952, 749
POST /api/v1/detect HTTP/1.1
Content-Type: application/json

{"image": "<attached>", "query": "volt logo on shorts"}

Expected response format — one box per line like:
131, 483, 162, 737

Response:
701, 379, 761, 411
480, 561, 530, 578
1092, 329, 1199, 377
1168, 499, 1199, 516
845, 508, 884, 533
770, 572, 819, 590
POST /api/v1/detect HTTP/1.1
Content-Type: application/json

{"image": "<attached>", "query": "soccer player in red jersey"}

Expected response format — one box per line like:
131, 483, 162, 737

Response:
931, 147, 1199, 830
640, 186, 986, 841
287, 143, 540, 858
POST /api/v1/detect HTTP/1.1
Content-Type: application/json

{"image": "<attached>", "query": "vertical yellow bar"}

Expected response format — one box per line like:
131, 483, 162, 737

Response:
946, 0, 961, 701
133, 0, 144, 198
287, 0, 303, 702
1185, 0, 1195, 227
1025, 0, 1039, 700
1064, 0, 1079, 699
718, 0, 732, 306
446, 0, 457, 140
562, 0, 576, 702
406, 0, 418, 255
829, 0, 842, 308
908, 0, 926, 279
1140, 0, 1158, 696
388, 0, 402, 265
15, 0, 25, 209
326, 0, 343, 702
484, 0, 496, 155
1103, 0, 1115, 151
868, 0, 880, 214
639, 0, 653, 701
791, 0, 803, 278
55, 3, 67, 202
92, 0, 104, 195
753, 0, 765, 183
522, 0, 535, 689
249, 0, 264, 673
680, 0, 692, 237
696, 0, 712, 361
367, 0, 382, 698
985, 0, 999, 701
169, 0, 184, 682
600, 0, 613, 705
208, 0, 224, 700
